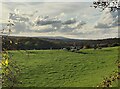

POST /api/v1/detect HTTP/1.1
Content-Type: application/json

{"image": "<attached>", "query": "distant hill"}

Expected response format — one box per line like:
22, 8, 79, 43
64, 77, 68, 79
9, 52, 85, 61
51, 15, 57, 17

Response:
2, 35, 120, 50
39, 36, 70, 39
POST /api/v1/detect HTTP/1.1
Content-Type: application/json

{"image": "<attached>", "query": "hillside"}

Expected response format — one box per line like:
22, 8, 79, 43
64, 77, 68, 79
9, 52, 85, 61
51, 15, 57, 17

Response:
9, 47, 118, 87
2, 36, 120, 50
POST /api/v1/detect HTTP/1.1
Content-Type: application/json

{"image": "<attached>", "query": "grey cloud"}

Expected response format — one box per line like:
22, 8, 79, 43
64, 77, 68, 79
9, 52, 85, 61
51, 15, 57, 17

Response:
35, 15, 61, 26
13, 21, 31, 33
111, 10, 120, 27
35, 15, 86, 32
79, 21, 86, 25
52, 23, 62, 29
75, 21, 86, 29
9, 13, 29, 22
59, 25, 75, 33
94, 23, 110, 28
36, 20, 61, 26
5, 8, 88, 38
62, 18, 76, 25
35, 28, 54, 33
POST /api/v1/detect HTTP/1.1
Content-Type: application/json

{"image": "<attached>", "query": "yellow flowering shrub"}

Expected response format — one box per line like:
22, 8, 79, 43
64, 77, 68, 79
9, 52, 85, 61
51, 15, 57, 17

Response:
1, 51, 21, 88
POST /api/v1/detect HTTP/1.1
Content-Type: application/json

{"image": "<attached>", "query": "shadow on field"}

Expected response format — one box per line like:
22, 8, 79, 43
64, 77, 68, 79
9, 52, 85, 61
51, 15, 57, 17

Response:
101, 49, 112, 51
28, 51, 39, 54
75, 51, 91, 54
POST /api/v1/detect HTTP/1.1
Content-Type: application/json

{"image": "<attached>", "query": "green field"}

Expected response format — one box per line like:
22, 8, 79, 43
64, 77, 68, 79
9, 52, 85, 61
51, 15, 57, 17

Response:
10, 47, 119, 87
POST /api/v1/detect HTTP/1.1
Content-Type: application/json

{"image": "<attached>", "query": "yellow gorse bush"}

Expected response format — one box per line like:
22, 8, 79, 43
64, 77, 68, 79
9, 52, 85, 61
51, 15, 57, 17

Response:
1, 59, 9, 67
1, 51, 21, 87
1, 52, 9, 67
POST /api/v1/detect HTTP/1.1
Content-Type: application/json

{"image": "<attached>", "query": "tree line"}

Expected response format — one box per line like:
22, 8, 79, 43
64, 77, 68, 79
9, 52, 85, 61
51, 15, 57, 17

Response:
2, 36, 120, 50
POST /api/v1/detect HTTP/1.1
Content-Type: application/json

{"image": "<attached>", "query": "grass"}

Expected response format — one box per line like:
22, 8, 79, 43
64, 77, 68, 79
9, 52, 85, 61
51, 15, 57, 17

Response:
9, 47, 119, 87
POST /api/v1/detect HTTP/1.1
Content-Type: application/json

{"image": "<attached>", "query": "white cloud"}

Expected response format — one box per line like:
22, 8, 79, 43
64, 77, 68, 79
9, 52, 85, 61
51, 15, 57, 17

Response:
1, 2, 119, 39
94, 8, 120, 28
2, 0, 94, 2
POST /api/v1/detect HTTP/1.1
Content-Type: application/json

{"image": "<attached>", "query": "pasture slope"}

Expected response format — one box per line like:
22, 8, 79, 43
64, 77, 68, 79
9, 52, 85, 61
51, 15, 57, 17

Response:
10, 46, 119, 87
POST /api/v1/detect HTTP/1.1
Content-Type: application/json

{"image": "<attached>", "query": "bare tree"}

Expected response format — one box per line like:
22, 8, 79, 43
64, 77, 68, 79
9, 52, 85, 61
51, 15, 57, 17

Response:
1, 20, 14, 35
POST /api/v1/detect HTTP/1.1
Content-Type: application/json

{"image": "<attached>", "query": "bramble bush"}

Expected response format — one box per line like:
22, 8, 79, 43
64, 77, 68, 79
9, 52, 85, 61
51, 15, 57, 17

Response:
1, 50, 21, 88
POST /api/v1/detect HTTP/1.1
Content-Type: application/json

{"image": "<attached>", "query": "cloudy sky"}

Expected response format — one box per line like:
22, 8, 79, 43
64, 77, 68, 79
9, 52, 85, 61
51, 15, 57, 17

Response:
0, 0, 119, 39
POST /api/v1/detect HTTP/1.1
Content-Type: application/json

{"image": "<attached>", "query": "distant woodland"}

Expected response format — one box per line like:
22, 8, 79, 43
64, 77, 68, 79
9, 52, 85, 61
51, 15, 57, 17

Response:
2, 36, 120, 50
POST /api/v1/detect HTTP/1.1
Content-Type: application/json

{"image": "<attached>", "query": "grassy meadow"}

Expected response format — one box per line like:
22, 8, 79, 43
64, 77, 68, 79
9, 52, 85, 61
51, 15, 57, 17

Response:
9, 47, 119, 87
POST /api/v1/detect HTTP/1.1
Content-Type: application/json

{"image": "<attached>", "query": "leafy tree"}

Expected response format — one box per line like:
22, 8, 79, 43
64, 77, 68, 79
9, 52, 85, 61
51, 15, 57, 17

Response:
91, 0, 120, 11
